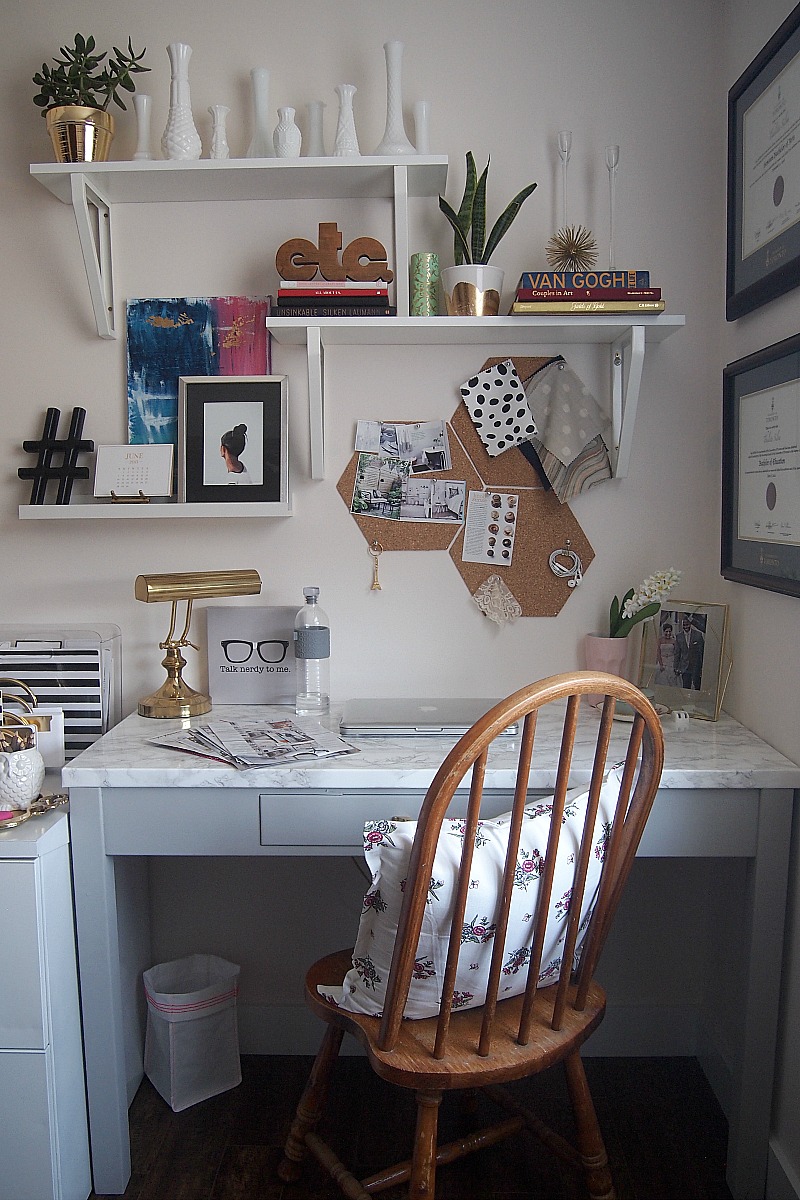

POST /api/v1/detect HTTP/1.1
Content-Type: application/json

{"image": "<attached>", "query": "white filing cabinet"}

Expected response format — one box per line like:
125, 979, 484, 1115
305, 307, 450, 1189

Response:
0, 809, 91, 1200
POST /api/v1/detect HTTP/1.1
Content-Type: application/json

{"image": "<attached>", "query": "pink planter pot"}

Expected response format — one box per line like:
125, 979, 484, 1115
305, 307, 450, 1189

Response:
583, 634, 630, 706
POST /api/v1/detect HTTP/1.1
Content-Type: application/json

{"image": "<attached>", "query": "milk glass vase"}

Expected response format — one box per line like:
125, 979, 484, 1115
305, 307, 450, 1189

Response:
304, 100, 326, 157
273, 107, 302, 157
373, 40, 415, 155
333, 84, 360, 157
208, 105, 230, 160
161, 43, 202, 161
246, 68, 273, 157
413, 99, 431, 154
133, 94, 152, 160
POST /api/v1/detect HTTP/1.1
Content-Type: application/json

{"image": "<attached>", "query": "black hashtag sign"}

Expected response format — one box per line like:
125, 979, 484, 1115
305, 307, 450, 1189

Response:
19, 407, 94, 505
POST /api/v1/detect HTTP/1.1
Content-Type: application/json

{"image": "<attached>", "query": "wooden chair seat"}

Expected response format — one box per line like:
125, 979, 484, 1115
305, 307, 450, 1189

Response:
307, 948, 607, 1090
278, 671, 665, 1200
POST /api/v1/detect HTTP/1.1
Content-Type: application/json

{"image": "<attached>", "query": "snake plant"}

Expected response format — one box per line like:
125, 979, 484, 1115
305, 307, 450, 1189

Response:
438, 152, 537, 266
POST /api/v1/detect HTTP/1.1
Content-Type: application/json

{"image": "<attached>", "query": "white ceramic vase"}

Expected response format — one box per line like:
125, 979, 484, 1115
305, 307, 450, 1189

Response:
412, 99, 431, 154
161, 43, 202, 161
333, 84, 360, 157
273, 106, 302, 157
133, 94, 152, 160
246, 67, 273, 158
208, 105, 230, 160
373, 40, 415, 155
304, 100, 326, 157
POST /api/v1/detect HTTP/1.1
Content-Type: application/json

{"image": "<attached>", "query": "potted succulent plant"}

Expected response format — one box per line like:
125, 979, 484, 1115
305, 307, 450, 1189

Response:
32, 34, 149, 163
438, 152, 537, 314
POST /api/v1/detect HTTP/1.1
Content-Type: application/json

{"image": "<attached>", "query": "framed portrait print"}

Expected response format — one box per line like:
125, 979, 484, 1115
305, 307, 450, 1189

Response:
638, 602, 731, 721
177, 375, 289, 511
722, 333, 800, 597
726, 4, 800, 320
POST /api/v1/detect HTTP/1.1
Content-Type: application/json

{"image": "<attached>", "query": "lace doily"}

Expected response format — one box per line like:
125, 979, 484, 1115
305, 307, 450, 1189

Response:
472, 575, 522, 624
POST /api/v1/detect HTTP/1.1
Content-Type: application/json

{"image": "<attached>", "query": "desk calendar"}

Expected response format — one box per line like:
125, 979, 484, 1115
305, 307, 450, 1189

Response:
93, 445, 174, 498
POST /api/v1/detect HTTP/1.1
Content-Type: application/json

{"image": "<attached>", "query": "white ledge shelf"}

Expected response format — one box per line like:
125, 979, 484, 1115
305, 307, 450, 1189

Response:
266, 314, 685, 480
29, 156, 449, 204
18, 500, 292, 520
265, 313, 684, 346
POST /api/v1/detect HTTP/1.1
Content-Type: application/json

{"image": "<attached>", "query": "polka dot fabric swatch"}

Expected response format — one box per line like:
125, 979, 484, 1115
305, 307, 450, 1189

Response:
459, 359, 537, 456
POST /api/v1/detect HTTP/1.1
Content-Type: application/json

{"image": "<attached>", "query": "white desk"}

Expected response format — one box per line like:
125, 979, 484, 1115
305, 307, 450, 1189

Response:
63, 706, 800, 1200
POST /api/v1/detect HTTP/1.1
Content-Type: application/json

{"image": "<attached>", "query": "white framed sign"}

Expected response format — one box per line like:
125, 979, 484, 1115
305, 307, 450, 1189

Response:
206, 605, 296, 705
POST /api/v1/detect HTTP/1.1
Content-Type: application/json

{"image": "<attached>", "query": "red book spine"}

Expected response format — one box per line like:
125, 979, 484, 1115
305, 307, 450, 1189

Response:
515, 286, 661, 301
277, 285, 389, 297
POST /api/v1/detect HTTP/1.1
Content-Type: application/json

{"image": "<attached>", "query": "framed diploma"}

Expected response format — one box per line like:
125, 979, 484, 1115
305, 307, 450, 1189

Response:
722, 333, 800, 597
726, 4, 800, 320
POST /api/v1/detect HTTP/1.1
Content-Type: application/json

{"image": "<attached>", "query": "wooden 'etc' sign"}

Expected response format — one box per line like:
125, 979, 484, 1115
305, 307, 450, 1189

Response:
276, 222, 394, 283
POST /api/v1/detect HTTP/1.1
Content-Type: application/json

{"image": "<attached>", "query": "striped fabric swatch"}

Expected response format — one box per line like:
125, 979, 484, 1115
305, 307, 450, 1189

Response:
522, 434, 612, 502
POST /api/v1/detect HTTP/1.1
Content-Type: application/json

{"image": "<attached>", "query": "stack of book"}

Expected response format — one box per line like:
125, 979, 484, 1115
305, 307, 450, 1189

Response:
508, 270, 665, 315
273, 280, 396, 317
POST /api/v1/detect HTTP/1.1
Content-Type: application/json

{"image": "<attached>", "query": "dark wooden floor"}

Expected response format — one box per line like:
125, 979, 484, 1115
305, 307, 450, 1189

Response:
91, 1054, 734, 1200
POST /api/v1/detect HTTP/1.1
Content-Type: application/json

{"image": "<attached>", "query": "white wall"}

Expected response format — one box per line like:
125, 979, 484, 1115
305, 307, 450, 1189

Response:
5, 0, 725, 711
6, 0, 800, 1186
722, 6, 800, 1197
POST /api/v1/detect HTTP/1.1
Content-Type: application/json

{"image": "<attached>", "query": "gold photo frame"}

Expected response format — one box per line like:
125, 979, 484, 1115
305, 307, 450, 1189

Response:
638, 601, 731, 721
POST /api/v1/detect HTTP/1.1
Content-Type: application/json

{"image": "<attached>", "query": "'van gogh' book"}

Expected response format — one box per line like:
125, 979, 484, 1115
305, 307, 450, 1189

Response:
516, 270, 650, 290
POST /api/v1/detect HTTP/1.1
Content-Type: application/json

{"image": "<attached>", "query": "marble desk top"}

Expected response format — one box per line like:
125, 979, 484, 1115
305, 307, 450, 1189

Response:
62, 705, 800, 792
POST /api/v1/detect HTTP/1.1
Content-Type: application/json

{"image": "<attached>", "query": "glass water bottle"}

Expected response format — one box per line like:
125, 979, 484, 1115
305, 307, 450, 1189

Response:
294, 586, 330, 715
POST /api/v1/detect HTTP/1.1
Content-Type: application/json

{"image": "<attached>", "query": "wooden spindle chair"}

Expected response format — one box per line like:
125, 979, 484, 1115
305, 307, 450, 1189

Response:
278, 671, 665, 1200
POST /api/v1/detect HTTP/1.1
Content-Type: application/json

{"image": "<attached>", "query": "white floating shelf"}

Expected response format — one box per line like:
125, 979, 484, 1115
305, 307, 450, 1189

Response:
30, 156, 449, 205
19, 501, 292, 520
265, 316, 685, 480
266, 313, 685, 346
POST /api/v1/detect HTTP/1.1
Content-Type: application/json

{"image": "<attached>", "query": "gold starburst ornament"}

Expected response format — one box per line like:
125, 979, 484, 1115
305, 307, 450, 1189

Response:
545, 224, 598, 272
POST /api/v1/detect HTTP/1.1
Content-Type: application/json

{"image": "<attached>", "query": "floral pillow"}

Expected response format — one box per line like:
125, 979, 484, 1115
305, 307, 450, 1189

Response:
331, 768, 621, 1020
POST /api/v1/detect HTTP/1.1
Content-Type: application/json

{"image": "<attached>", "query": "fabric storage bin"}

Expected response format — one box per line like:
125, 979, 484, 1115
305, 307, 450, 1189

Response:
143, 953, 241, 1112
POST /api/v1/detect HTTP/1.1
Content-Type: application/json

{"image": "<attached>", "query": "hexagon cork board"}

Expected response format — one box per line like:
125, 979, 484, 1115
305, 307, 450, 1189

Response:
336, 355, 594, 617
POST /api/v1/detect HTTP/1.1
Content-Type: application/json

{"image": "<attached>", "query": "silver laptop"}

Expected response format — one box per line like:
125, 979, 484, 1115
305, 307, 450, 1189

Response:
340, 697, 517, 738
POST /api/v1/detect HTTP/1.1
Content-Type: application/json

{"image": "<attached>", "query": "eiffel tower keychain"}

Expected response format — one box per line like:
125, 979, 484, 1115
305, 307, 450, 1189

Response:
369, 540, 383, 591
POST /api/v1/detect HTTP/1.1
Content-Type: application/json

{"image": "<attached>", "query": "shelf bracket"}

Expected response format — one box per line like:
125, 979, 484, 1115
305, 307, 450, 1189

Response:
392, 164, 410, 317
610, 325, 645, 479
306, 326, 325, 479
70, 173, 115, 339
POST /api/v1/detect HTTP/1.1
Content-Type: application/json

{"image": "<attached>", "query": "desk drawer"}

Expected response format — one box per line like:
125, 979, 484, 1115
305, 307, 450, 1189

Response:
259, 790, 515, 848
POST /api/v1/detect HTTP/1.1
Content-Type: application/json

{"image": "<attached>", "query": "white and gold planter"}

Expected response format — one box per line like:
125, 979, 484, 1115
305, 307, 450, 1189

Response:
441, 264, 504, 316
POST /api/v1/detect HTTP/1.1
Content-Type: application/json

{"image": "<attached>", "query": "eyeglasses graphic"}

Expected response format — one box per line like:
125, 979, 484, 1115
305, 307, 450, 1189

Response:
221, 639, 289, 664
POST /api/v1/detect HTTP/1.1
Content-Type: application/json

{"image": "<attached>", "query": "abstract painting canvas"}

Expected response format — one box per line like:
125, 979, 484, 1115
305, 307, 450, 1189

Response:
127, 296, 271, 445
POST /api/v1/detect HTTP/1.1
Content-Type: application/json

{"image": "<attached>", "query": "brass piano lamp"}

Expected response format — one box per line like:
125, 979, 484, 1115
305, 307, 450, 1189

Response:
134, 569, 261, 718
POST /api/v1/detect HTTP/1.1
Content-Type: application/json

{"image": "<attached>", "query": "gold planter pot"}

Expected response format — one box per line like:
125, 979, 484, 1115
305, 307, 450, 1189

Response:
45, 105, 115, 163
